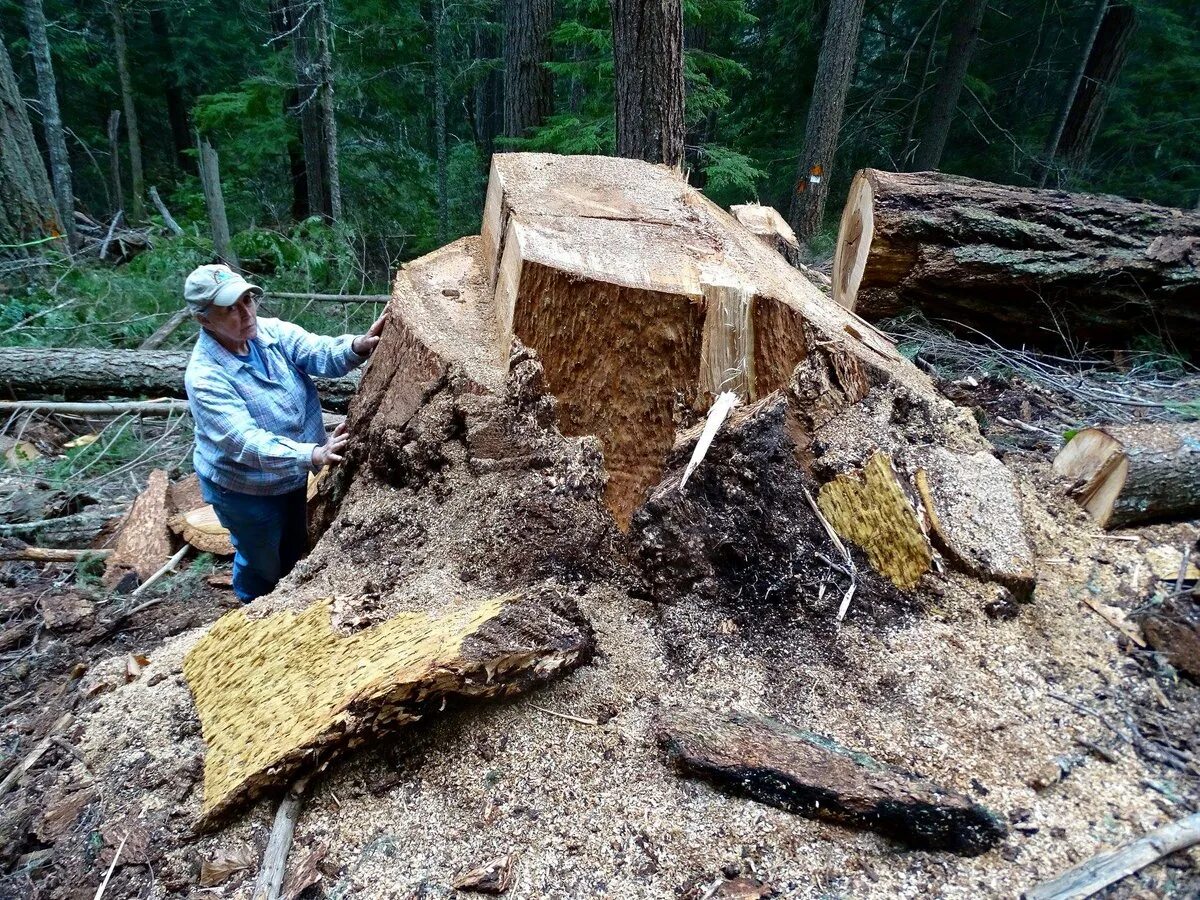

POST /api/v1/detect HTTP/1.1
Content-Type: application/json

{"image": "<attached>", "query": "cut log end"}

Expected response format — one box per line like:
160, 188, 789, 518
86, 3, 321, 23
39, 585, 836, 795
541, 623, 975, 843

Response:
831, 171, 875, 312
1052, 428, 1128, 528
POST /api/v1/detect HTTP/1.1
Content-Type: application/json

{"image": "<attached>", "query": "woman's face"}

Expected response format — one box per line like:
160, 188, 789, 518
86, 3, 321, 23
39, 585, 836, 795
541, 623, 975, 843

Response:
200, 291, 259, 346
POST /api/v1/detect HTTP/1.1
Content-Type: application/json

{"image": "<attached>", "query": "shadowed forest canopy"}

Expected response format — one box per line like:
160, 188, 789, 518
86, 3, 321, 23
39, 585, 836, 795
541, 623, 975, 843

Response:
0, 0, 1197, 297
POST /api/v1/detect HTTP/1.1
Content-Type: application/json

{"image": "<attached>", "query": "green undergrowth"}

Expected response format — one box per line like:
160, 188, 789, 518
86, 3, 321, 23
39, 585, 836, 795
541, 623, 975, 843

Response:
0, 225, 386, 351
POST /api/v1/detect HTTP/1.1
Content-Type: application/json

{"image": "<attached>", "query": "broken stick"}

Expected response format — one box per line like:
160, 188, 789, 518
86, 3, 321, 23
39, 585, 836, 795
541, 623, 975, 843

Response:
0, 713, 74, 800
0, 548, 114, 563
251, 778, 309, 900
1025, 811, 1200, 900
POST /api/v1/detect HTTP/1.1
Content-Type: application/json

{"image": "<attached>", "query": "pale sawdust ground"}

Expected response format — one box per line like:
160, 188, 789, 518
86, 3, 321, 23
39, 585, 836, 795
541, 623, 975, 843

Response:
72, 453, 1200, 899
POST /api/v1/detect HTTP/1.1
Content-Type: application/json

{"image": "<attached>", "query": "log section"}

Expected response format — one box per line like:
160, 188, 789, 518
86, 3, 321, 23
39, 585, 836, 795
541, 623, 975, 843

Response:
659, 707, 1006, 855
832, 169, 1200, 353
5, 348, 359, 410
1053, 423, 1200, 528
482, 153, 933, 526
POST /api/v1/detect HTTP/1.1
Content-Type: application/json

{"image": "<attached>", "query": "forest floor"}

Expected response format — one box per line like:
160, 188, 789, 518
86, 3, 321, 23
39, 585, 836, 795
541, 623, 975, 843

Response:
0, 326, 1198, 899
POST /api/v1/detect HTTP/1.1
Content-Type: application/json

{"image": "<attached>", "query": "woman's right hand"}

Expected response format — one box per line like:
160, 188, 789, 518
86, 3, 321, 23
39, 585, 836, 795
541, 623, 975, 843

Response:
312, 421, 349, 469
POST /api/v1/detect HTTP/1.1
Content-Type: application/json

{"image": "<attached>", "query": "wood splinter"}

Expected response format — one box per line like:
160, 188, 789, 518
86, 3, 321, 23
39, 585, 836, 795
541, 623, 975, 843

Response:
251, 778, 309, 900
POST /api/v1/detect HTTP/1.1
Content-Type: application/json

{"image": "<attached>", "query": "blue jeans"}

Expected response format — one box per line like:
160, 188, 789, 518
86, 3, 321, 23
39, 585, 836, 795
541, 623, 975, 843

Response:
198, 476, 308, 602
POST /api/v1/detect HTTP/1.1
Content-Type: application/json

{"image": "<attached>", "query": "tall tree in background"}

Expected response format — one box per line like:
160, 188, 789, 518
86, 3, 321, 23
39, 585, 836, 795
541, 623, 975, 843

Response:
503, 0, 553, 138
611, 0, 684, 167
911, 0, 988, 171
291, 0, 330, 219
434, 0, 449, 240
1059, 2, 1137, 172
0, 32, 60, 253
1040, 0, 1110, 186
788, 0, 866, 243
148, 7, 191, 171
472, 9, 502, 158
314, 0, 341, 221
111, 0, 145, 222
269, 0, 310, 220
23, 0, 75, 249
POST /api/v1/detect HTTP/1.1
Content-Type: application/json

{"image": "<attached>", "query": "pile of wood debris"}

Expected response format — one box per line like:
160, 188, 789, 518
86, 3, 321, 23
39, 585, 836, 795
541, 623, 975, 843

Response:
1, 155, 1198, 899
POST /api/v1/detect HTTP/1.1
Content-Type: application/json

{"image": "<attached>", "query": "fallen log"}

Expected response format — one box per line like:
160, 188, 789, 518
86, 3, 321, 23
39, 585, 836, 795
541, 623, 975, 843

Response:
832, 169, 1200, 354
0, 348, 359, 411
0, 547, 113, 563
1025, 811, 1200, 900
184, 589, 593, 828
658, 707, 1006, 855
1052, 423, 1200, 528
0, 400, 188, 417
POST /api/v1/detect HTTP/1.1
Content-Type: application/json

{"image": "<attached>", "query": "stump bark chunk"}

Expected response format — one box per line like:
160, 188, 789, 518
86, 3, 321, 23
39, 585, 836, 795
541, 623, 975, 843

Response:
1052, 424, 1200, 528
832, 169, 1200, 353
103, 468, 174, 587
659, 708, 1006, 855
184, 590, 593, 827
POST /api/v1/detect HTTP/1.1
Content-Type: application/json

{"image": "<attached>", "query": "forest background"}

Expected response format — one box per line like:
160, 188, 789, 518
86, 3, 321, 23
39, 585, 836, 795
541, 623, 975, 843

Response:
0, 0, 1197, 352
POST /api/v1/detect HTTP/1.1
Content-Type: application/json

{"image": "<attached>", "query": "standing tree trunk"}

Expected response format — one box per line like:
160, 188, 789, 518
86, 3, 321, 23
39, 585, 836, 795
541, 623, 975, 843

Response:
1059, 3, 1137, 171
503, 0, 554, 139
611, 0, 684, 168
472, 13, 502, 158
148, 8, 191, 172
314, 0, 341, 221
197, 136, 239, 269
1040, 0, 1108, 187
106, 110, 123, 216
911, 0, 987, 172
434, 0, 449, 242
0, 34, 61, 254
23, 0, 76, 250
291, 0, 329, 219
268, 0, 309, 221
787, 0, 867, 244
901, 5, 942, 168
111, 0, 145, 222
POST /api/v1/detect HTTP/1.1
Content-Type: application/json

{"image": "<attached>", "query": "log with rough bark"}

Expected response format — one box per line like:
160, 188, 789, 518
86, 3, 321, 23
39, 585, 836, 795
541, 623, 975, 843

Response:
1052, 423, 1200, 528
0, 348, 359, 410
482, 152, 931, 526
659, 707, 1006, 855
185, 589, 593, 828
103, 468, 175, 588
832, 169, 1200, 353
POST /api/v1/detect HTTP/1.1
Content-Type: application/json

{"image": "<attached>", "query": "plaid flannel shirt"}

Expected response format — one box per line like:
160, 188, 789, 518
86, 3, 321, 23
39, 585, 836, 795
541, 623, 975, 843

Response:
185, 317, 364, 495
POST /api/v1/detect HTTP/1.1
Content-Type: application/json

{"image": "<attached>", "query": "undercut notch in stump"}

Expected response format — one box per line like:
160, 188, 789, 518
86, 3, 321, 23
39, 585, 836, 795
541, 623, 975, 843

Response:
183, 589, 593, 828
659, 708, 1006, 855
1053, 424, 1200, 528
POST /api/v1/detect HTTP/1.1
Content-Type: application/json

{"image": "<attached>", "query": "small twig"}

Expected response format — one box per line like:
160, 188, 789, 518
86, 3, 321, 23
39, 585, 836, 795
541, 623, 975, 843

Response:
130, 545, 190, 597
527, 703, 599, 726
1176, 543, 1191, 596
0, 713, 74, 799
1074, 736, 1119, 764
93, 831, 127, 900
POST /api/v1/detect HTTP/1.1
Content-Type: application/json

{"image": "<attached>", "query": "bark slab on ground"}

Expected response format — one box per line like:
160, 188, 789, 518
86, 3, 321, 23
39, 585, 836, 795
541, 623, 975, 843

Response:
659, 707, 1006, 855
832, 169, 1200, 354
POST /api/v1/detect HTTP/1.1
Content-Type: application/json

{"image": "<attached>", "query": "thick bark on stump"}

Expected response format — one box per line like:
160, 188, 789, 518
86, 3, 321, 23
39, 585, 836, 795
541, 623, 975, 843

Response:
0, 347, 358, 409
483, 153, 930, 526
832, 169, 1200, 354
1053, 423, 1200, 528
658, 707, 1006, 855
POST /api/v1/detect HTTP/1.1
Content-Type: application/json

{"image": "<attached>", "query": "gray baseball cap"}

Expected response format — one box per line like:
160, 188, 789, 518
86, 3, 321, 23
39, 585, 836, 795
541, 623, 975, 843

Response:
184, 264, 263, 315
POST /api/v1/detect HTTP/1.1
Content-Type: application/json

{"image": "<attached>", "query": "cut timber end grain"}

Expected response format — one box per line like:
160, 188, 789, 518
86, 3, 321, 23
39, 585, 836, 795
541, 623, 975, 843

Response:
730, 203, 800, 265
183, 589, 592, 828
817, 451, 932, 590
169, 505, 233, 557
832, 168, 1200, 354
482, 153, 934, 527
1052, 423, 1200, 528
659, 708, 1006, 855
103, 468, 175, 587
913, 448, 1034, 597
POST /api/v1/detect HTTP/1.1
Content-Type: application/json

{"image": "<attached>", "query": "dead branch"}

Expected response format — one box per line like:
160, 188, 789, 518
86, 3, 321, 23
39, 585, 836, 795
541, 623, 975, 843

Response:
251, 778, 309, 900
0, 713, 74, 799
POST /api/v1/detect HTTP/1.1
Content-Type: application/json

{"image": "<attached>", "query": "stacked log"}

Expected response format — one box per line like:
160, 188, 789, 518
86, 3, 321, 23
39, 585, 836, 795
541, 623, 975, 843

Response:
831, 169, 1200, 354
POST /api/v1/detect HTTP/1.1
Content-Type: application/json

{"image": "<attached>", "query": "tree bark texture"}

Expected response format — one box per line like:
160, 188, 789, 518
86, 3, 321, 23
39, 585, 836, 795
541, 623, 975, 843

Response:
0, 34, 61, 255
611, 0, 684, 168
787, 0, 866, 243
472, 15, 502, 157
107, 109, 123, 215
148, 8, 192, 172
290, 0, 329, 219
911, 0, 987, 172
23, 0, 76, 250
197, 136, 238, 268
0, 347, 358, 410
111, 1, 145, 222
832, 169, 1200, 355
1053, 423, 1200, 529
1059, 3, 1137, 170
434, 0, 449, 242
1040, 0, 1109, 187
503, 0, 553, 139
314, 0, 341, 221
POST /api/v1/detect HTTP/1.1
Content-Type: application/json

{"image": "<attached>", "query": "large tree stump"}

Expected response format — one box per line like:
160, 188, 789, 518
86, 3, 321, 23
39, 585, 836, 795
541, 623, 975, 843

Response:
659, 707, 1006, 855
1053, 423, 1200, 528
482, 153, 933, 526
832, 169, 1200, 353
